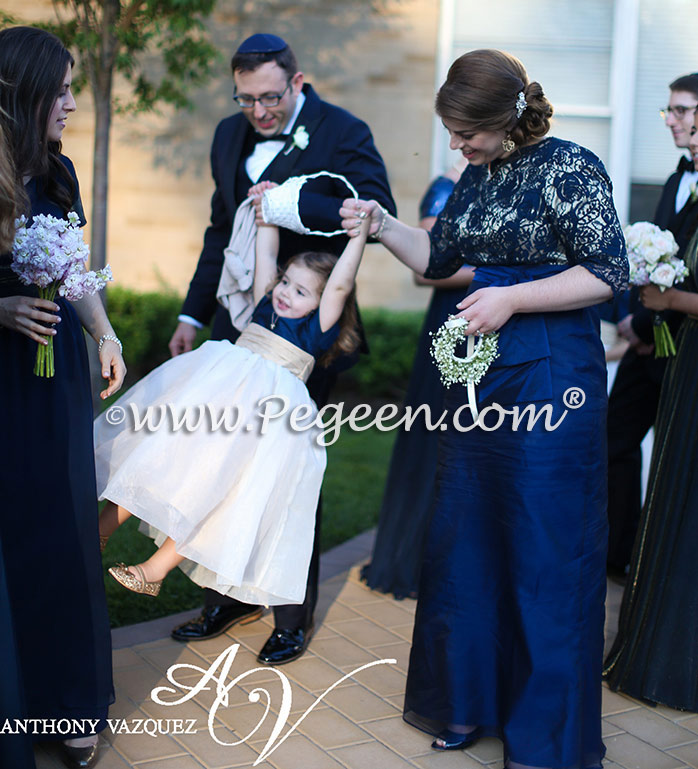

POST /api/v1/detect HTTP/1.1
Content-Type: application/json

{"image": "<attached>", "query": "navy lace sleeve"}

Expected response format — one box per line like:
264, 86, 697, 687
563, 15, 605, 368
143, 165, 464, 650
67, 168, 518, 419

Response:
425, 138, 629, 296
542, 144, 628, 295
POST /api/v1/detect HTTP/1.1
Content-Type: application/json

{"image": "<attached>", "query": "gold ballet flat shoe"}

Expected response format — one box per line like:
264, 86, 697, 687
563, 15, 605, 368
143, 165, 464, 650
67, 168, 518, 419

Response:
99, 535, 109, 553
108, 563, 162, 597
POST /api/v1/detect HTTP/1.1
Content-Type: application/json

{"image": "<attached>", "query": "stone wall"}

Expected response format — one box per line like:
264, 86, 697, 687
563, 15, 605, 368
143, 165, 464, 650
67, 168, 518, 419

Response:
5, 0, 441, 311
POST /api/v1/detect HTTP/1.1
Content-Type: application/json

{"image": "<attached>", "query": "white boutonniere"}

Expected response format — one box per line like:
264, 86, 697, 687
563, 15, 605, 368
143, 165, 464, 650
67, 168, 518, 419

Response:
690, 182, 698, 204
284, 125, 310, 155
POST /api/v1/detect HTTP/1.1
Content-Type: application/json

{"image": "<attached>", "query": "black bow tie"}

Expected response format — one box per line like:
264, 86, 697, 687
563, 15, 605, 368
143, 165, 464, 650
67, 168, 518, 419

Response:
678, 155, 695, 174
252, 133, 291, 144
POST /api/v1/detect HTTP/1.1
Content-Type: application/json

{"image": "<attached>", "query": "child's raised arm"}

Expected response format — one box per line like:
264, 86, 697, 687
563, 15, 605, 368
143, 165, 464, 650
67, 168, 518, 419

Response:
318, 214, 370, 332
253, 224, 280, 306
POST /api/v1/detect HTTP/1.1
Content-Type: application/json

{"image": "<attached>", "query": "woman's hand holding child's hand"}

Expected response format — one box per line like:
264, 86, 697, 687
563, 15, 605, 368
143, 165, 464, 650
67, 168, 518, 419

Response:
340, 198, 383, 238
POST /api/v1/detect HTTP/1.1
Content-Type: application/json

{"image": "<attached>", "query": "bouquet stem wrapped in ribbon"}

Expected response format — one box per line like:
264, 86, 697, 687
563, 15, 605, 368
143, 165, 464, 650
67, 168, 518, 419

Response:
12, 212, 112, 377
624, 221, 689, 357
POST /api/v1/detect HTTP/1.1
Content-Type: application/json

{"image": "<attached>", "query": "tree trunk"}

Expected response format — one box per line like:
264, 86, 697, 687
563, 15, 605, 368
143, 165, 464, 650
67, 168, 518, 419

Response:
90, 89, 111, 273
87, 0, 119, 409
89, 0, 119, 273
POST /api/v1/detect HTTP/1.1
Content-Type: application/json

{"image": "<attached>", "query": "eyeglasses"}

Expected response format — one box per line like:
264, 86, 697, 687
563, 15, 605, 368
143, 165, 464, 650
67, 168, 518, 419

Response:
233, 80, 291, 109
659, 105, 698, 119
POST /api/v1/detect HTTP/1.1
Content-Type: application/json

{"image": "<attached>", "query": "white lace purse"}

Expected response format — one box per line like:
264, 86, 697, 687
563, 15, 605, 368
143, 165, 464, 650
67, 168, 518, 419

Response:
261, 171, 358, 237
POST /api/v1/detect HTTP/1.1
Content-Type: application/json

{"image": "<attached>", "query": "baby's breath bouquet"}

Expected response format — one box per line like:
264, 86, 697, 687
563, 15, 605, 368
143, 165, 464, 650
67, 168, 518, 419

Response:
624, 221, 688, 357
12, 212, 112, 377
430, 316, 499, 389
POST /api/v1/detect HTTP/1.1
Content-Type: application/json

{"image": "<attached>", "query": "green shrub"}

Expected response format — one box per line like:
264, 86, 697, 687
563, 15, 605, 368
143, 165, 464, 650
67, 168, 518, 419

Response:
106, 286, 209, 386
347, 307, 424, 399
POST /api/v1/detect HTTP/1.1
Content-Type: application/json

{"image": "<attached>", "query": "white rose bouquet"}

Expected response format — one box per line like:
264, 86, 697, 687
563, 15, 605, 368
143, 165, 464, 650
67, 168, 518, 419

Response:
624, 221, 688, 357
12, 212, 112, 377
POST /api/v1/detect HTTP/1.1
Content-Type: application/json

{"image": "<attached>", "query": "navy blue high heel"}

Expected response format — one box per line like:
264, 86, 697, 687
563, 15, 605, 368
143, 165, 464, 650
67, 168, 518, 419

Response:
431, 727, 481, 751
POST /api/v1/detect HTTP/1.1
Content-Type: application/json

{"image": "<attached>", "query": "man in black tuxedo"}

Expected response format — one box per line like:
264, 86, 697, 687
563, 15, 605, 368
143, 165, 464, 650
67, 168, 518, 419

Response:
607, 73, 698, 576
167, 33, 395, 663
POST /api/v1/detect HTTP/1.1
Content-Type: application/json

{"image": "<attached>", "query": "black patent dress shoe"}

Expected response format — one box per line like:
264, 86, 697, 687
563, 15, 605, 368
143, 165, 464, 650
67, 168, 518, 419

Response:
61, 739, 99, 768
431, 727, 482, 751
257, 625, 314, 665
171, 604, 263, 641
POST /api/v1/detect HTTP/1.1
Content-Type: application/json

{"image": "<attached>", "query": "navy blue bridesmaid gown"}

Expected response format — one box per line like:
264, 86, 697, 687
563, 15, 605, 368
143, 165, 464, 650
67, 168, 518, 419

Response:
403, 138, 628, 768
0, 542, 36, 768
362, 175, 465, 599
0, 157, 113, 743
604, 241, 698, 711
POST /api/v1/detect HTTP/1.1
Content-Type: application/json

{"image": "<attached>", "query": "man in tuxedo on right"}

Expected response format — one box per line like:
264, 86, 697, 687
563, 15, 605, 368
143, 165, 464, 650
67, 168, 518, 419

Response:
607, 73, 698, 576
167, 33, 395, 664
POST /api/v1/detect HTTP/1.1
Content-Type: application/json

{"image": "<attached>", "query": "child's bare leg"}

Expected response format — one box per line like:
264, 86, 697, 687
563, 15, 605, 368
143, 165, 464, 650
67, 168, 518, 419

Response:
99, 500, 132, 537
128, 537, 184, 583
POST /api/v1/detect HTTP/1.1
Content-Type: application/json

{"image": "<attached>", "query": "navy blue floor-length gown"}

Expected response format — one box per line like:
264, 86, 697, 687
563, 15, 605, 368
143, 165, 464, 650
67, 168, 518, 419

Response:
0, 157, 113, 741
403, 138, 628, 769
362, 175, 464, 599
0, 542, 36, 768
604, 241, 698, 711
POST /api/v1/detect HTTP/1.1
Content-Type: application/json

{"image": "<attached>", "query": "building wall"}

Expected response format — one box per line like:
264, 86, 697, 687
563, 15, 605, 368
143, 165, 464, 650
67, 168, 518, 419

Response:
4, 0, 441, 311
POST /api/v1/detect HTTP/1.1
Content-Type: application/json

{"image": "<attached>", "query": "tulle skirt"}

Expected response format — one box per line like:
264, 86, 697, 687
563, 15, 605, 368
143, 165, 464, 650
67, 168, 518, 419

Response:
94, 339, 325, 606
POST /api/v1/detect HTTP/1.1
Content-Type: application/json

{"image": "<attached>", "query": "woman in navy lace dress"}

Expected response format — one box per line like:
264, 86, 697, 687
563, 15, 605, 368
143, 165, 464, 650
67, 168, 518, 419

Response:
0, 27, 125, 768
342, 49, 627, 769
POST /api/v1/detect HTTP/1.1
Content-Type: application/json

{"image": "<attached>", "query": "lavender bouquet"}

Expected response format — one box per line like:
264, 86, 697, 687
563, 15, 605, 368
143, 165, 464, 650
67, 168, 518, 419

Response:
624, 221, 688, 357
12, 212, 112, 377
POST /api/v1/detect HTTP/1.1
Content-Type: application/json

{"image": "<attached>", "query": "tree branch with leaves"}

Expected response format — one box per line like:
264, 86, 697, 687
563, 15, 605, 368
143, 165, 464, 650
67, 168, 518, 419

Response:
7, 0, 220, 271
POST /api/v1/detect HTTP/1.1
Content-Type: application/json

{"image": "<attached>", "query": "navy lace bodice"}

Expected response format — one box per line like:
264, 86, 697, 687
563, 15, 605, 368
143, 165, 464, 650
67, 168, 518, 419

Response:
426, 137, 629, 295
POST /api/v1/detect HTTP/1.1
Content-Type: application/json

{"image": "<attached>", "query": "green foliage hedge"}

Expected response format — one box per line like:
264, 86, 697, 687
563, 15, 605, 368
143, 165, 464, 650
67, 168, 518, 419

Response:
349, 308, 424, 398
106, 286, 424, 399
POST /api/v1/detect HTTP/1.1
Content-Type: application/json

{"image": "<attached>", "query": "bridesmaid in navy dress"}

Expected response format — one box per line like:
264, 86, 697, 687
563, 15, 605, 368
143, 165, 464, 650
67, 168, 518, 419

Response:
0, 105, 36, 769
342, 49, 627, 769
604, 107, 698, 711
361, 160, 472, 599
0, 27, 125, 768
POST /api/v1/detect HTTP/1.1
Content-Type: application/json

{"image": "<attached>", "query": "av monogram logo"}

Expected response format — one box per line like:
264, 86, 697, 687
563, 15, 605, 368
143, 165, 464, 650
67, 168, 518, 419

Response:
150, 643, 397, 764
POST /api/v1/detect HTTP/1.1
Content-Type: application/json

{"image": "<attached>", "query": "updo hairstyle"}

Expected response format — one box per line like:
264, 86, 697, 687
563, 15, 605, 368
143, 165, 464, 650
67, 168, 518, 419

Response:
435, 49, 553, 146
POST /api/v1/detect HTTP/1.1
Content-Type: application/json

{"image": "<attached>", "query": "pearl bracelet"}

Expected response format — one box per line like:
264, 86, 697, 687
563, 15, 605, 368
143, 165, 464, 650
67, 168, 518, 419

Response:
98, 334, 122, 354
375, 205, 389, 240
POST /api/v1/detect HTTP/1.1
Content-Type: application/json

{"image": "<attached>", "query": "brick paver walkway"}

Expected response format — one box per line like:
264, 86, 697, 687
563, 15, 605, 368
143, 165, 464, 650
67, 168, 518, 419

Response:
34, 533, 698, 769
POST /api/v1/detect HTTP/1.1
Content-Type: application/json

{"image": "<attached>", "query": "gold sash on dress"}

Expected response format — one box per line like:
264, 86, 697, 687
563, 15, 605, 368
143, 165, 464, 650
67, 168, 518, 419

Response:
235, 323, 315, 383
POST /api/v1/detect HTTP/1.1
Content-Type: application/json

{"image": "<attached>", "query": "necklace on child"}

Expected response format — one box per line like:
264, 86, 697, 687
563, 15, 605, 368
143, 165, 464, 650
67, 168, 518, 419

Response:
270, 312, 278, 330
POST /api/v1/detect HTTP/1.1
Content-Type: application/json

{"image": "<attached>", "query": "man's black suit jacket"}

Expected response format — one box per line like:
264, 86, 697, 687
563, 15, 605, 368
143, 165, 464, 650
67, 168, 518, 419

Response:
181, 83, 396, 335
631, 156, 698, 343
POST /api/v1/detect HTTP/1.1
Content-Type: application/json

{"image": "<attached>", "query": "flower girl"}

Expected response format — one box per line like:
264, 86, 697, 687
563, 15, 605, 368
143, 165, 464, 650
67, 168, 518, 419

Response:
95, 213, 370, 606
